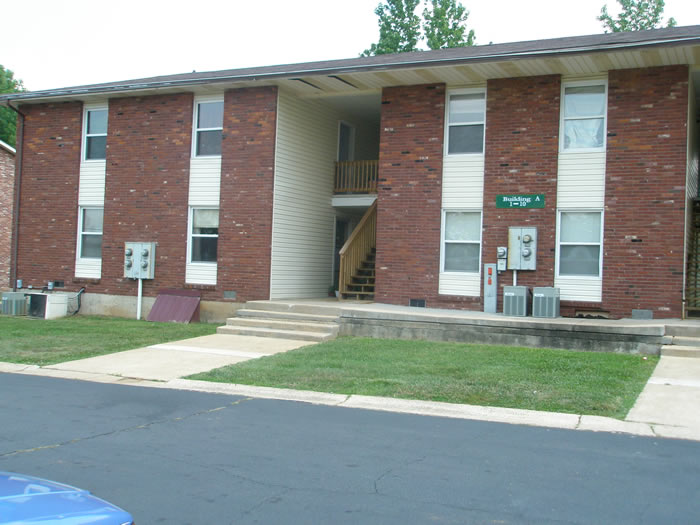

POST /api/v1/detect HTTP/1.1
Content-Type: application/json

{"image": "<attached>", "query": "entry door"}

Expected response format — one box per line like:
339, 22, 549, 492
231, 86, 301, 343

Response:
334, 218, 350, 289
338, 122, 355, 162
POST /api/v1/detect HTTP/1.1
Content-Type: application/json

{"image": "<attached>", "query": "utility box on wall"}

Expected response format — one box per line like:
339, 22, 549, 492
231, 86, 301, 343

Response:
124, 242, 156, 279
507, 227, 537, 271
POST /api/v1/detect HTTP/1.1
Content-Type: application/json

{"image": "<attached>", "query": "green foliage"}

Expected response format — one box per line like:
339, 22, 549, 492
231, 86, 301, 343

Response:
362, 0, 475, 56
0, 65, 25, 147
598, 0, 676, 32
362, 0, 421, 56
423, 0, 475, 50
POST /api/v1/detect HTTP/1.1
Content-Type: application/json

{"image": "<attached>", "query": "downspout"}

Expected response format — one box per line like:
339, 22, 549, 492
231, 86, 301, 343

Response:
6, 101, 24, 292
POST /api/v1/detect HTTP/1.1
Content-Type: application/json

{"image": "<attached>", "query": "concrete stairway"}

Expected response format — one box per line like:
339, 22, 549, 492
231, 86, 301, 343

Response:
217, 300, 341, 342
663, 324, 700, 358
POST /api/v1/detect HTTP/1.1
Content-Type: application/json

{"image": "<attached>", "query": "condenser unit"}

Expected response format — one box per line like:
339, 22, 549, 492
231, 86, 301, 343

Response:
503, 286, 530, 317
533, 287, 560, 318
26, 293, 69, 320
1, 292, 28, 316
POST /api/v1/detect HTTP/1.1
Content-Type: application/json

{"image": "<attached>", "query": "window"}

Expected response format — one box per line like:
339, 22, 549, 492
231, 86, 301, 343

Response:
193, 100, 223, 157
78, 207, 103, 259
558, 211, 602, 276
442, 211, 481, 272
446, 91, 485, 155
561, 83, 606, 151
84, 108, 108, 160
189, 208, 219, 262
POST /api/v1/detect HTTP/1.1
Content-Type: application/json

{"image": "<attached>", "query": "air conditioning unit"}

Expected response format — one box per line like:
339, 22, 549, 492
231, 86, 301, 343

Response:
27, 293, 69, 320
533, 287, 560, 318
503, 286, 530, 317
1, 292, 28, 316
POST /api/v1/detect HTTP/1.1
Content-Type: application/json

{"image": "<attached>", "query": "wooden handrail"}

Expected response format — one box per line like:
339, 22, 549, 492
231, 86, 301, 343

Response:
339, 201, 377, 296
334, 160, 378, 194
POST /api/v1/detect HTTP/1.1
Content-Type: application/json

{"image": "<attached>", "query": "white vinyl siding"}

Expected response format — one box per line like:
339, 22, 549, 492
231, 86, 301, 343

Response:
76, 102, 107, 279
188, 157, 222, 206
556, 152, 606, 208
439, 87, 485, 297
270, 90, 338, 299
555, 78, 607, 301
186, 95, 223, 285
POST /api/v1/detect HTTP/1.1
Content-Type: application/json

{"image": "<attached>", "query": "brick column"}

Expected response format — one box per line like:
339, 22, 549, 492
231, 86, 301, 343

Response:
98, 93, 193, 297
218, 86, 277, 302
0, 146, 14, 289
483, 75, 561, 309
604, 66, 688, 318
15, 102, 82, 289
375, 84, 445, 306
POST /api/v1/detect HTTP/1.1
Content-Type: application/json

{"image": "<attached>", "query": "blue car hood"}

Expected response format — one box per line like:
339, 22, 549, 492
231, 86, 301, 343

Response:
0, 472, 132, 524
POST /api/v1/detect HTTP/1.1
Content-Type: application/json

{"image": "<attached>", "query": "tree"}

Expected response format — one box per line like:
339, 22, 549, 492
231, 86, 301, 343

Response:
362, 0, 475, 56
362, 0, 421, 56
0, 65, 25, 147
598, 0, 676, 33
423, 0, 475, 50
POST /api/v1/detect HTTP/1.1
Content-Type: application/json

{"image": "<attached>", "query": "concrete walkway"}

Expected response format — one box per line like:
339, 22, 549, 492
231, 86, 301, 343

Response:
1, 332, 699, 441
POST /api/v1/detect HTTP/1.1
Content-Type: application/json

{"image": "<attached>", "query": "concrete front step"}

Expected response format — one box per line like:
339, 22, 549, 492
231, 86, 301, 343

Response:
217, 325, 334, 342
671, 336, 700, 348
665, 324, 700, 338
661, 345, 700, 358
244, 300, 342, 316
225, 317, 339, 335
236, 308, 339, 324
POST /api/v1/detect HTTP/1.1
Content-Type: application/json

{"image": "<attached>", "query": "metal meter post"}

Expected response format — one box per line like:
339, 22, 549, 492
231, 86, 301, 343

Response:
484, 263, 497, 313
124, 242, 156, 320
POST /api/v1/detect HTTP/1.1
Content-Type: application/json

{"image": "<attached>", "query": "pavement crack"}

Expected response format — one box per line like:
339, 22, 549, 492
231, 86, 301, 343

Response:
373, 455, 427, 494
0, 397, 254, 458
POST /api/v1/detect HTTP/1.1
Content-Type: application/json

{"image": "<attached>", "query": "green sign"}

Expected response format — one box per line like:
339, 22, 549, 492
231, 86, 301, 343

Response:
496, 194, 545, 209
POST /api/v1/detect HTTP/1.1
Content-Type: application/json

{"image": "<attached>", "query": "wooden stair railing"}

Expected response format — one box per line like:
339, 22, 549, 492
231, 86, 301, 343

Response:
334, 160, 378, 194
339, 201, 377, 299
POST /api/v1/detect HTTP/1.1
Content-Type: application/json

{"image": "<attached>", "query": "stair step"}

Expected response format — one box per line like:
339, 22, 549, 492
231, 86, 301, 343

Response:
236, 309, 339, 323
225, 317, 339, 335
666, 324, 700, 338
660, 345, 700, 358
242, 300, 342, 316
671, 336, 700, 347
217, 325, 334, 342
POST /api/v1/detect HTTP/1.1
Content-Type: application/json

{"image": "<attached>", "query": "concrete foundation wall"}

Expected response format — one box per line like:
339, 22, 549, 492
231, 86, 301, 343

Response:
338, 310, 668, 355
79, 292, 240, 323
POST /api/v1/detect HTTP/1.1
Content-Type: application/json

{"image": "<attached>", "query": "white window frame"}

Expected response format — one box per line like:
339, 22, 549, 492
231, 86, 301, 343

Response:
440, 209, 483, 274
555, 209, 604, 279
187, 207, 219, 265
77, 206, 104, 260
444, 88, 486, 157
559, 79, 608, 154
191, 96, 224, 158
82, 106, 108, 162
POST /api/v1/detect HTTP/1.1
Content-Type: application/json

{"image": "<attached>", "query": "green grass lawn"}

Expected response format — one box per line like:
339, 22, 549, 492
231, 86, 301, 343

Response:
190, 337, 658, 419
0, 315, 217, 366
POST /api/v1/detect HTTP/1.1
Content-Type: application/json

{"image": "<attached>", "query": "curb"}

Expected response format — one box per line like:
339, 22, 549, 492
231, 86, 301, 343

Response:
2, 362, 698, 442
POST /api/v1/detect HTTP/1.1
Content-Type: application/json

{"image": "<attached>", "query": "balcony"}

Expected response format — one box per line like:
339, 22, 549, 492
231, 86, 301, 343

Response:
334, 160, 378, 194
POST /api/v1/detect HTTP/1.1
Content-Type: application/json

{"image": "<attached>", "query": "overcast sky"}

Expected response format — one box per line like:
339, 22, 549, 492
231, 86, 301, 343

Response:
3, 0, 699, 91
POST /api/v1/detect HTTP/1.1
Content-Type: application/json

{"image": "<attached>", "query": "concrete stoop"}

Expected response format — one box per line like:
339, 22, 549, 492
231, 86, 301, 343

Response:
662, 325, 700, 358
217, 300, 341, 342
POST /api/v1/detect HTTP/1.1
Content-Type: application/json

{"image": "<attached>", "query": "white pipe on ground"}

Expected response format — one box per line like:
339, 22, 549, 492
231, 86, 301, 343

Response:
137, 278, 143, 320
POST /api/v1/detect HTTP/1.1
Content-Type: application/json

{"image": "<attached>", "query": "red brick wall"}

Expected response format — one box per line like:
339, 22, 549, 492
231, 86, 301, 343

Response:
604, 66, 689, 318
218, 86, 277, 301
96, 93, 194, 298
0, 144, 15, 289
375, 84, 445, 306
15, 102, 82, 289
482, 75, 560, 311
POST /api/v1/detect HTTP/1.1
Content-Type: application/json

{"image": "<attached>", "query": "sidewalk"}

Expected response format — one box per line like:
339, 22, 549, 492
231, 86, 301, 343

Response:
1, 332, 699, 441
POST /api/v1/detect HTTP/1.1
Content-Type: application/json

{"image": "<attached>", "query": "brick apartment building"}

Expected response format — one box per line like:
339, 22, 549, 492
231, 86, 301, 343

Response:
1, 26, 699, 320
0, 139, 15, 290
